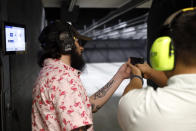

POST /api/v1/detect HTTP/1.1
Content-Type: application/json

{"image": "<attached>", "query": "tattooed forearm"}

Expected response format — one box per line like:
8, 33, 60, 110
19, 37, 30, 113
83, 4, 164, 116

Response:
91, 104, 101, 113
93, 80, 114, 100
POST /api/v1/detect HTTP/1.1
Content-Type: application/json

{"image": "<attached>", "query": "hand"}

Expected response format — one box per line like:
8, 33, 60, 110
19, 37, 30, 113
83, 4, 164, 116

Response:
128, 60, 142, 77
135, 63, 153, 79
116, 59, 132, 80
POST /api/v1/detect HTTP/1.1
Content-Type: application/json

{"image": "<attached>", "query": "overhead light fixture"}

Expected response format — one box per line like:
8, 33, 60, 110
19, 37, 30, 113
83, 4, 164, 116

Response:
103, 27, 112, 33
113, 22, 127, 30
122, 27, 135, 33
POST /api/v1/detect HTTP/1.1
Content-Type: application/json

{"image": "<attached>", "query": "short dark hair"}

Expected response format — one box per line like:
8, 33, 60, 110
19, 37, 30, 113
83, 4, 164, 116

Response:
170, 9, 196, 65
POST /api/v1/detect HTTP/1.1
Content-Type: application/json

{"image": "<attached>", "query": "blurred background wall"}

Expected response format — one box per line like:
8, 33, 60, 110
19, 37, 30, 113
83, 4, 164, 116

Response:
0, 0, 43, 130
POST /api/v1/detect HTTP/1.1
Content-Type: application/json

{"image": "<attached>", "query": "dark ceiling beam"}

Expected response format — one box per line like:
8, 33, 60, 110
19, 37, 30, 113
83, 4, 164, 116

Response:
61, 0, 79, 23
61, 0, 71, 10
82, 0, 150, 35
68, 0, 77, 12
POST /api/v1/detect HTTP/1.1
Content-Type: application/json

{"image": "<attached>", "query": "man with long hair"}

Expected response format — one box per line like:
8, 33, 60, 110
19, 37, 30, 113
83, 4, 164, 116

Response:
32, 21, 131, 131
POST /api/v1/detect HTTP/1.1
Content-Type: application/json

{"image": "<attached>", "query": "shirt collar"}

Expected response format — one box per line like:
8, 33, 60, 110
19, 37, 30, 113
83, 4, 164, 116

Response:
43, 58, 80, 75
168, 74, 196, 86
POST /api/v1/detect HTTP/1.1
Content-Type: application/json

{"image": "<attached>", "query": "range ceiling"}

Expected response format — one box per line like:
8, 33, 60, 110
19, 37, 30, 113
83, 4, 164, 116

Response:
42, 0, 152, 8
42, 0, 152, 40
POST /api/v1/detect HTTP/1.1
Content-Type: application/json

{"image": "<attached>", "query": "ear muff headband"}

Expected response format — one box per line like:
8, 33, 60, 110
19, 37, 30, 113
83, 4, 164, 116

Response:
182, 7, 196, 12
150, 36, 175, 71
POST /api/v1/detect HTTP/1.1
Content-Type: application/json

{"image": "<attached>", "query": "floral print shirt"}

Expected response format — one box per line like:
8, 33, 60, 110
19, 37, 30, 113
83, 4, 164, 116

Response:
32, 58, 93, 131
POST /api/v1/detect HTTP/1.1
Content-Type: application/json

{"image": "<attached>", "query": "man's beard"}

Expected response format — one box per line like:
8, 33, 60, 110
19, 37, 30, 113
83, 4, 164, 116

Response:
71, 50, 86, 71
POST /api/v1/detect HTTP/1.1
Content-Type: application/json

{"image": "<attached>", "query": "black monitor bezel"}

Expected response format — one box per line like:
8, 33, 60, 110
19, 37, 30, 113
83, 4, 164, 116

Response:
2, 22, 27, 55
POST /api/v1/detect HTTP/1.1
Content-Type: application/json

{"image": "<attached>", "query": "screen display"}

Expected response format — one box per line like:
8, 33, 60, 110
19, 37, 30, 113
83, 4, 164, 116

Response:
4, 24, 26, 52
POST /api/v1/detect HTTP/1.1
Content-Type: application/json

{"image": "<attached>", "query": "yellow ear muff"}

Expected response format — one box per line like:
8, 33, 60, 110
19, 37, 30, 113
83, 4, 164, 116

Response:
150, 36, 175, 71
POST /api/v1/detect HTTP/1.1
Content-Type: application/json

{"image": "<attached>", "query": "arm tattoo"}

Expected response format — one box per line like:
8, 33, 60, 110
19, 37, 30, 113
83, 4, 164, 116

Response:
93, 80, 114, 100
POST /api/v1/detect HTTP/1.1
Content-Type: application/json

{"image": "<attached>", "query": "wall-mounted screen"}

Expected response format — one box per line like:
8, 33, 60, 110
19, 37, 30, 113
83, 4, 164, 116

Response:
2, 22, 26, 54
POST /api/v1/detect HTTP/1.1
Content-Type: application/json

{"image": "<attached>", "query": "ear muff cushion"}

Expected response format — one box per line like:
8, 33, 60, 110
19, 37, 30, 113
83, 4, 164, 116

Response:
150, 36, 175, 71
39, 21, 75, 54
58, 32, 75, 54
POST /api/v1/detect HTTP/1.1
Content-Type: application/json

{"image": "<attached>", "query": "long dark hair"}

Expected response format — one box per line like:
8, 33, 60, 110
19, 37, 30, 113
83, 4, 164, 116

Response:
37, 47, 61, 67
37, 21, 75, 67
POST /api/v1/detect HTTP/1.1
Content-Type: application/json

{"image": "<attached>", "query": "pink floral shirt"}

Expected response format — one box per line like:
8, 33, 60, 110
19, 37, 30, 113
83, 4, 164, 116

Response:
32, 58, 93, 131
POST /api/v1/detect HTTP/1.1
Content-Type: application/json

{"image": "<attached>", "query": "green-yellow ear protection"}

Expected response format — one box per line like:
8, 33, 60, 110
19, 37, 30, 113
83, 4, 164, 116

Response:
150, 7, 196, 71
150, 36, 174, 71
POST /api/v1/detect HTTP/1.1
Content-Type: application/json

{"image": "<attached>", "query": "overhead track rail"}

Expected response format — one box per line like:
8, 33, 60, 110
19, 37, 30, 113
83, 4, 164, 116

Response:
88, 13, 148, 38
81, 0, 150, 35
